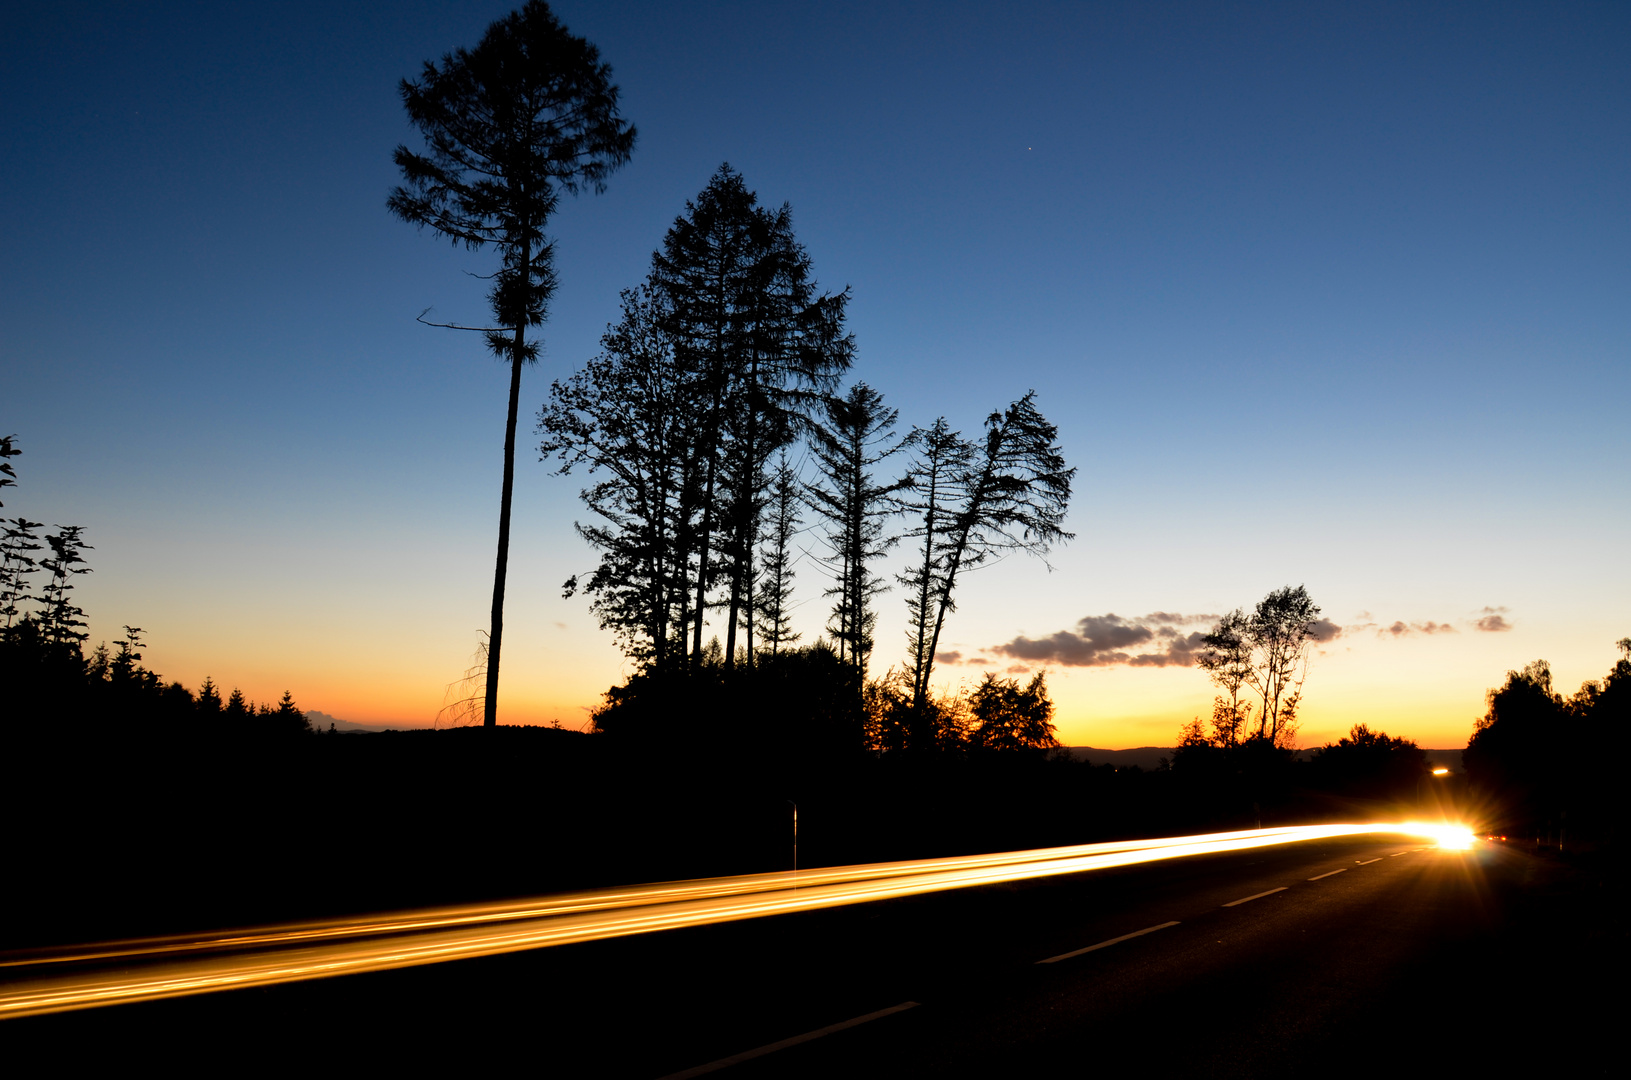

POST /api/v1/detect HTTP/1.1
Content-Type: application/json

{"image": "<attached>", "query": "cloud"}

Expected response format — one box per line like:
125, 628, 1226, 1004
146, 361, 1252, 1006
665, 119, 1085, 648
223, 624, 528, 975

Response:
934, 651, 962, 665
997, 606, 1488, 664
1142, 612, 1197, 625
1380, 620, 1457, 638
1309, 619, 1344, 642
995, 612, 1216, 668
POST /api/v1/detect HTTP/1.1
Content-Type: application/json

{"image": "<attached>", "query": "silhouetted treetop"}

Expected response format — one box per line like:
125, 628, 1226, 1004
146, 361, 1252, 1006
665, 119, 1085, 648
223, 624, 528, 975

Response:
898, 393, 1074, 717
968, 671, 1059, 754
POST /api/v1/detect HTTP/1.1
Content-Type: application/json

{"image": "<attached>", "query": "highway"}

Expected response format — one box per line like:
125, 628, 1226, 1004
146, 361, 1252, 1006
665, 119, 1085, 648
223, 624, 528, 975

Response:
1, 827, 1612, 1074
0, 824, 1459, 1019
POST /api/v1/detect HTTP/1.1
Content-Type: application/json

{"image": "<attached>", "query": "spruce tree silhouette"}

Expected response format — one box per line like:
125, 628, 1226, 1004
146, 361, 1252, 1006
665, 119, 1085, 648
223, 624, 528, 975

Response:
1, 436, 45, 632
646, 165, 851, 671
390, 1, 635, 726
755, 454, 804, 658
543, 167, 850, 675
806, 382, 910, 685
541, 283, 699, 674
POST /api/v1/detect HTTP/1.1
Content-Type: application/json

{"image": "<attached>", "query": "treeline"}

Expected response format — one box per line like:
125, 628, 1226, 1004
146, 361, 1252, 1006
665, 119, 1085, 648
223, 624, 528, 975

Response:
1463, 642, 1629, 843
538, 166, 1074, 753
0, 435, 311, 740
1166, 577, 1629, 845
590, 637, 1064, 768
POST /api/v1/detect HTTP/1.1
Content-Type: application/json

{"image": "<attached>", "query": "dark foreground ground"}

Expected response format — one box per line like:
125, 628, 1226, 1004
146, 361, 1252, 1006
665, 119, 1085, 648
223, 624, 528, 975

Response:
2, 835, 1618, 1076
1, 725, 1498, 953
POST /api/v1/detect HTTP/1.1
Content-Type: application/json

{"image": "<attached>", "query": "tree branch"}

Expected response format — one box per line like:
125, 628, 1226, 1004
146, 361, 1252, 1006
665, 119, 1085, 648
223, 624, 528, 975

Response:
416, 308, 504, 332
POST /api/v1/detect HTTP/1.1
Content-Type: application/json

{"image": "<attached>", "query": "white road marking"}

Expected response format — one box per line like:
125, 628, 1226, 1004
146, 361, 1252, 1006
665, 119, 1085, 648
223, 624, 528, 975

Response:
1223, 887, 1288, 907
659, 1001, 921, 1078
1036, 921, 1181, 964
1356, 857, 1383, 865
1307, 869, 1346, 881
1390, 851, 1409, 856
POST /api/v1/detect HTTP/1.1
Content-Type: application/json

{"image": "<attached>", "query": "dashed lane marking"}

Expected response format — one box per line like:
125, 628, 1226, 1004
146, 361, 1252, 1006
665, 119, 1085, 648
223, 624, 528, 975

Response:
659, 1002, 921, 1079
1223, 887, 1288, 908
1356, 857, 1383, 865
1307, 868, 1347, 881
1390, 851, 1409, 856
1036, 921, 1181, 964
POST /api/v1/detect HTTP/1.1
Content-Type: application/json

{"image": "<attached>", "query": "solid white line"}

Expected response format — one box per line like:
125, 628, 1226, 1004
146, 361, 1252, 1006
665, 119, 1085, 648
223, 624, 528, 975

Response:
1036, 920, 1181, 964
1356, 857, 1383, 865
658, 1001, 920, 1078
1307, 869, 1347, 881
1223, 887, 1288, 907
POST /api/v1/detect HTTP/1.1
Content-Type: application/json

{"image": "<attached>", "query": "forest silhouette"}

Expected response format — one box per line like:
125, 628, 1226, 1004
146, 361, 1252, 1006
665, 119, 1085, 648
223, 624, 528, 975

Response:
2, 2, 1623, 953
7, 415, 1622, 948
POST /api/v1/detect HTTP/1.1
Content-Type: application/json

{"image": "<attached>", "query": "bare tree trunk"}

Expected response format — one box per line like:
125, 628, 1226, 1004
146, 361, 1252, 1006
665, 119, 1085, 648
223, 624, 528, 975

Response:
484, 314, 526, 729
920, 465, 988, 726
909, 501, 938, 709
691, 389, 721, 671
724, 530, 741, 667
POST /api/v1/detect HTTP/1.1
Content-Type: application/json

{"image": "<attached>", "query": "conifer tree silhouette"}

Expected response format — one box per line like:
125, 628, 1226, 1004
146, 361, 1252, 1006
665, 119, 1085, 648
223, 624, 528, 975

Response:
807, 383, 910, 684
391, 1, 635, 726
755, 454, 804, 657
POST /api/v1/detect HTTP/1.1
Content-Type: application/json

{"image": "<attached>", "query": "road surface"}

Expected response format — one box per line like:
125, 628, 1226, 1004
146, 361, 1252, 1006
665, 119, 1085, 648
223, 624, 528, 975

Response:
1, 832, 1613, 1074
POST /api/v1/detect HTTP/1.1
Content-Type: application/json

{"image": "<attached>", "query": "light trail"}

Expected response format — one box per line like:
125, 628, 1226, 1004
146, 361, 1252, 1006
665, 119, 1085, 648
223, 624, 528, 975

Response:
0, 821, 1472, 1020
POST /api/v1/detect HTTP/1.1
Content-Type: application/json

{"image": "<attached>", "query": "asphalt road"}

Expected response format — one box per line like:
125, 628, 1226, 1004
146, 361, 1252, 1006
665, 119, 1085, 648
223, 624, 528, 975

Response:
2, 834, 1615, 1075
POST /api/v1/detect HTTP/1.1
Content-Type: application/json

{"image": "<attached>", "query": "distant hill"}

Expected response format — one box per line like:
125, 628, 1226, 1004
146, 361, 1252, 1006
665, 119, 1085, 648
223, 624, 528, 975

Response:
304, 710, 393, 734
1066, 746, 1172, 771
1068, 745, 1467, 773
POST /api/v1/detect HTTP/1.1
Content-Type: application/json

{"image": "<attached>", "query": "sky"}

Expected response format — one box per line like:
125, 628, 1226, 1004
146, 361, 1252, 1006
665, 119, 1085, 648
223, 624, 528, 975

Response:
4, 1, 1627, 748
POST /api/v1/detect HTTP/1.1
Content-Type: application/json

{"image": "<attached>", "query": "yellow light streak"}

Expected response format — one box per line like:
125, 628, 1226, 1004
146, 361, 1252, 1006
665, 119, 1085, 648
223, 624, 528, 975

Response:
0, 822, 1468, 1020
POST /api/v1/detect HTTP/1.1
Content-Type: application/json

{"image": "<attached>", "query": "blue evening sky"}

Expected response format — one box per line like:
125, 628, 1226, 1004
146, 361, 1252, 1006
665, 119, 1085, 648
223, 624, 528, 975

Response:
4, 1, 1626, 743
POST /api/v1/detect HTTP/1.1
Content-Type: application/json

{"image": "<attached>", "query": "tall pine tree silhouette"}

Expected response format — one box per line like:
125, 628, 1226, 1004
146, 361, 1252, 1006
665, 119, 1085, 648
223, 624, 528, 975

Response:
390, 1, 635, 726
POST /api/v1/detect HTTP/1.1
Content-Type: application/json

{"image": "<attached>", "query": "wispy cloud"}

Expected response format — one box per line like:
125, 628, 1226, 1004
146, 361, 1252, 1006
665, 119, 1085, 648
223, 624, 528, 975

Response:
1475, 610, 1512, 632
994, 612, 1216, 668
1380, 620, 1458, 638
